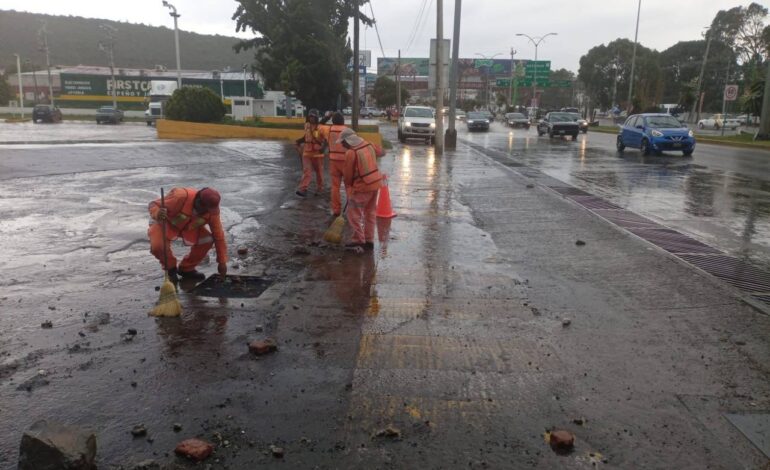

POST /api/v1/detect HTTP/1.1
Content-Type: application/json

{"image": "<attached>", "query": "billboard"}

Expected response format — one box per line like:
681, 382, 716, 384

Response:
59, 73, 262, 99
378, 58, 546, 79
377, 58, 430, 77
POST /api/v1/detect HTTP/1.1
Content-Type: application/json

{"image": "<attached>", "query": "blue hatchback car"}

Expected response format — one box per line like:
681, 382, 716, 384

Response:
617, 114, 695, 156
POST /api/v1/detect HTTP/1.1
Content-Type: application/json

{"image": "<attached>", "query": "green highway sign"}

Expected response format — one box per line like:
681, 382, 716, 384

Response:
525, 60, 551, 71
496, 78, 511, 87
474, 59, 494, 68
516, 78, 572, 88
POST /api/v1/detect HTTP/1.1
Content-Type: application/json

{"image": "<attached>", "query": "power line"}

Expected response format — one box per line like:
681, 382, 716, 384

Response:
368, 0, 386, 58
409, 0, 434, 54
404, 0, 428, 53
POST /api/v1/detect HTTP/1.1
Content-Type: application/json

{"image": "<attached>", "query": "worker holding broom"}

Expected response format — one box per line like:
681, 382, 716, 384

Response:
339, 128, 384, 250
148, 187, 228, 283
318, 111, 349, 217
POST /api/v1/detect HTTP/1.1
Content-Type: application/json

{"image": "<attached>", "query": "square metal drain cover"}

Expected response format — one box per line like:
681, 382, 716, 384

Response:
725, 412, 770, 458
192, 275, 274, 299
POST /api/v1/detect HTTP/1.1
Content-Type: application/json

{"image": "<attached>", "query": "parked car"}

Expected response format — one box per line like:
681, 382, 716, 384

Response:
360, 107, 385, 118
32, 104, 62, 123
455, 110, 466, 121
95, 106, 124, 124
342, 107, 353, 116
504, 112, 530, 129
566, 112, 589, 133
466, 112, 491, 132
537, 112, 580, 139
617, 113, 695, 156
697, 114, 740, 130
560, 107, 579, 114
398, 106, 436, 143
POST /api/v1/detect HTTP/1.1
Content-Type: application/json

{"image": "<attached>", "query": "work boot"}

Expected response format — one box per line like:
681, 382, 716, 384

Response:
295, 190, 307, 198
166, 267, 179, 283
178, 269, 206, 281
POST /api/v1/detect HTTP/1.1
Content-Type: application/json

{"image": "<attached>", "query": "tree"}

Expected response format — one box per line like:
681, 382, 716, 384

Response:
538, 68, 576, 110
0, 73, 11, 104
578, 38, 661, 111
164, 87, 226, 123
372, 76, 409, 108
232, 0, 371, 111
742, 78, 764, 116
659, 40, 736, 112
709, 2, 768, 65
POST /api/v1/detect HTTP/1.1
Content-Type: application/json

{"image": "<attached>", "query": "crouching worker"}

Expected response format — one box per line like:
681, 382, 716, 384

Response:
339, 128, 385, 250
148, 187, 228, 283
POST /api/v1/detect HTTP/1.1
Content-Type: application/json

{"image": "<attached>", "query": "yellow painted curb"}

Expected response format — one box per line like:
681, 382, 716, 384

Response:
260, 116, 306, 124
156, 119, 383, 148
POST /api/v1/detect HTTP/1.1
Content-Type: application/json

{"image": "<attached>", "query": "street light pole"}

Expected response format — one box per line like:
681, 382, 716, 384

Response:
14, 54, 24, 119
474, 52, 502, 110
627, 0, 641, 114
98, 24, 118, 109
26, 59, 39, 106
162, 1, 182, 88
242, 64, 247, 97
39, 22, 55, 106
445, 0, 462, 150
516, 33, 557, 113
435, 0, 444, 155
509, 47, 516, 107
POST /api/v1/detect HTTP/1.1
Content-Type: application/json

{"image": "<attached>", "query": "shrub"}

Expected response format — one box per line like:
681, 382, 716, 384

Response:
164, 87, 226, 123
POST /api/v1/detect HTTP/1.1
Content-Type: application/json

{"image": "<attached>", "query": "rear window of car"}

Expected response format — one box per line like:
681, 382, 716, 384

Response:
34, 105, 50, 111
507, 113, 525, 119
99, 107, 114, 112
404, 108, 433, 118
645, 115, 683, 129
467, 112, 487, 119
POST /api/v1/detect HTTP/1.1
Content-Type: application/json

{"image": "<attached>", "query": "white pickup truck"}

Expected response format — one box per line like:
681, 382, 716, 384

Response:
697, 114, 740, 130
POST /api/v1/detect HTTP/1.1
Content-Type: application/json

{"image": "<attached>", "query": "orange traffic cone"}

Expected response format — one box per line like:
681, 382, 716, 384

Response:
376, 174, 397, 218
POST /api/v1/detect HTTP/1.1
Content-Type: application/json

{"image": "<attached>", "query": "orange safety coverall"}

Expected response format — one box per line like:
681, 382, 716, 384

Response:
343, 141, 384, 244
147, 187, 228, 272
298, 122, 325, 193
319, 124, 349, 215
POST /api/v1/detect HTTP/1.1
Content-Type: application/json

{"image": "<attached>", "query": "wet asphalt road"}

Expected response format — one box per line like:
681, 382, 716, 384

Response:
460, 123, 770, 273
0, 121, 768, 468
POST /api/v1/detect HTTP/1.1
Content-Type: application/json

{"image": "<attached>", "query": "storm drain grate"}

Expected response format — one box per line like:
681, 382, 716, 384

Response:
592, 210, 659, 229
549, 186, 591, 197
568, 195, 623, 210
679, 255, 770, 293
628, 228, 723, 255
192, 275, 275, 299
725, 412, 770, 458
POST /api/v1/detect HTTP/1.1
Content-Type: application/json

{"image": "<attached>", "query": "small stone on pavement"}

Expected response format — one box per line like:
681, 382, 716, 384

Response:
174, 438, 214, 462
249, 338, 278, 356
548, 430, 575, 453
131, 425, 147, 437
575, 240, 586, 246
270, 444, 284, 458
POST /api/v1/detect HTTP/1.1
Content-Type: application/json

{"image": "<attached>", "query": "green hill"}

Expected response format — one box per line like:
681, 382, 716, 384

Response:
0, 9, 250, 72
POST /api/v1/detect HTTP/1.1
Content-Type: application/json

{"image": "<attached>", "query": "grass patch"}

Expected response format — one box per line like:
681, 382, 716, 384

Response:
591, 125, 620, 134
697, 132, 770, 148
0, 113, 146, 123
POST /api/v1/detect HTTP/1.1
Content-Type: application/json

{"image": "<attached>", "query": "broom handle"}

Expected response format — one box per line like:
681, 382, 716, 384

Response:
160, 188, 169, 272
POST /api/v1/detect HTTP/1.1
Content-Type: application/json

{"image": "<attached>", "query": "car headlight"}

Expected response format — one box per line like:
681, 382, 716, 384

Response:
430, 123, 436, 128
688, 130, 694, 137
651, 129, 663, 137
405, 121, 412, 127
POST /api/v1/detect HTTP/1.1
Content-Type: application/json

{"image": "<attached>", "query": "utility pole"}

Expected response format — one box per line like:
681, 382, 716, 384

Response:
509, 47, 516, 108
26, 59, 39, 105
691, 30, 712, 124
445, 0, 461, 149
352, 4, 360, 131
14, 54, 24, 119
396, 49, 402, 119
611, 57, 619, 109
98, 24, 118, 109
627, 0, 641, 114
39, 22, 54, 106
242, 64, 247, 97
756, 59, 770, 140
435, 0, 444, 155
162, 1, 182, 88
721, 61, 730, 137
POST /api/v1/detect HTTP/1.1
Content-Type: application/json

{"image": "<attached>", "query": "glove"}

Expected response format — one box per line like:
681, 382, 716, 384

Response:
218, 262, 227, 277
156, 208, 168, 221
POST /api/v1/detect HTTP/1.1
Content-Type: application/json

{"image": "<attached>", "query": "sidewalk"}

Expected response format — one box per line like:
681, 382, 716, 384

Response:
330, 132, 770, 468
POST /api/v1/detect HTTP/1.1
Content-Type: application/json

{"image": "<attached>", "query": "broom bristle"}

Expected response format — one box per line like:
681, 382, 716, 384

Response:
149, 275, 182, 317
323, 215, 345, 244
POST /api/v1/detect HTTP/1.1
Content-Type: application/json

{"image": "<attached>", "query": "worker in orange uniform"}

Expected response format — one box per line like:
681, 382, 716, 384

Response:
148, 187, 228, 283
318, 111, 348, 216
339, 128, 385, 250
294, 109, 326, 198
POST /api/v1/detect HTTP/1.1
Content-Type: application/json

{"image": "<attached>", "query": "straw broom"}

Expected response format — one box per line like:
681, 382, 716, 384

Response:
150, 188, 182, 317
323, 201, 347, 244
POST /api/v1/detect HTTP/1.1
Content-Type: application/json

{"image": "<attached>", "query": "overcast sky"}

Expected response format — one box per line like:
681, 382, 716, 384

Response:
1, 0, 751, 71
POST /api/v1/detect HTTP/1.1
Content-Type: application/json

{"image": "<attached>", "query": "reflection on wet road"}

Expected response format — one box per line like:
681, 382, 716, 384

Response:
462, 125, 770, 271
